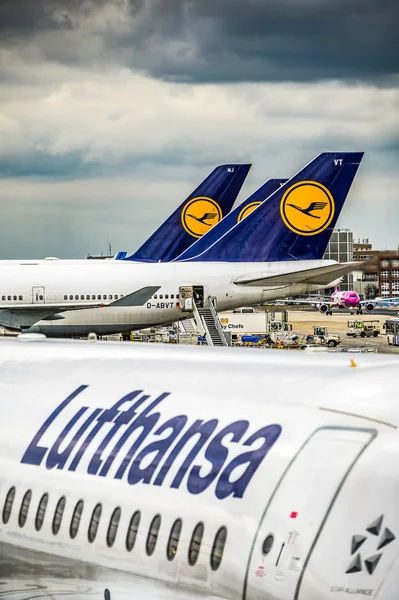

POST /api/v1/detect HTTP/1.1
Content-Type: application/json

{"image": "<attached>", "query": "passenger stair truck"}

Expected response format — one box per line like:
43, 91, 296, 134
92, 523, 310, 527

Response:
347, 319, 380, 338
179, 285, 229, 347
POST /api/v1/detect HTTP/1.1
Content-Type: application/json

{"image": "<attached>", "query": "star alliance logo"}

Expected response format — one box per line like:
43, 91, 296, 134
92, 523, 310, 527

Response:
346, 515, 395, 576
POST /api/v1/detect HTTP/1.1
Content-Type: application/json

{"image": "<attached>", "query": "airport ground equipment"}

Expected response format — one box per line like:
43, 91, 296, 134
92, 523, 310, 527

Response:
385, 318, 399, 346
306, 326, 341, 347
347, 319, 380, 338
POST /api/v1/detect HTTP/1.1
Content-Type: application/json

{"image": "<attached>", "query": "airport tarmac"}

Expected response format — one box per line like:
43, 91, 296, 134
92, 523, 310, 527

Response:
286, 309, 399, 354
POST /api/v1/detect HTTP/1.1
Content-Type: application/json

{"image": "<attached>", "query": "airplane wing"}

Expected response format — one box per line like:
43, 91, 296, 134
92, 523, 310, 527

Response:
359, 297, 399, 305
271, 298, 332, 305
233, 262, 359, 287
0, 286, 161, 330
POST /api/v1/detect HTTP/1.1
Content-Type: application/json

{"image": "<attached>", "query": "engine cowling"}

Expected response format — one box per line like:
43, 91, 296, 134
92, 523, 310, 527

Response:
319, 304, 329, 314
365, 303, 375, 312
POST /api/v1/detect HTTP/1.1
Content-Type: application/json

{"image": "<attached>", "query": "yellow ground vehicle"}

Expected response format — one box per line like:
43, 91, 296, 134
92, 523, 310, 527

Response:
347, 319, 380, 338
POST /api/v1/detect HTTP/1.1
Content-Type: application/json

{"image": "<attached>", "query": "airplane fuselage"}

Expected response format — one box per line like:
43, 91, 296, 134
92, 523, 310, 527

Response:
0, 259, 338, 335
0, 339, 398, 599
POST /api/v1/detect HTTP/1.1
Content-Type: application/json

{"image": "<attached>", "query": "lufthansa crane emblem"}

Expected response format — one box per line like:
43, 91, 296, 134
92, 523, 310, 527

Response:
181, 197, 222, 238
280, 181, 335, 236
237, 201, 261, 222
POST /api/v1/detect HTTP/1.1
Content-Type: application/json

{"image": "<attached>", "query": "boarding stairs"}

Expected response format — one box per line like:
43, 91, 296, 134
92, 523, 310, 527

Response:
178, 318, 197, 335
193, 297, 229, 347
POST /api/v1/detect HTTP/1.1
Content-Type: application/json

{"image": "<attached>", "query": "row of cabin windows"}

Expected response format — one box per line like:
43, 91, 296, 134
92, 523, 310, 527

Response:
153, 294, 179, 300
2, 488, 227, 571
62, 294, 123, 301
0, 294, 125, 302
2, 295, 23, 301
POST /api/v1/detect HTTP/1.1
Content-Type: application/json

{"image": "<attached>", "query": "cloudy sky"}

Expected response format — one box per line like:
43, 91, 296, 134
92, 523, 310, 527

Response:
0, 0, 398, 258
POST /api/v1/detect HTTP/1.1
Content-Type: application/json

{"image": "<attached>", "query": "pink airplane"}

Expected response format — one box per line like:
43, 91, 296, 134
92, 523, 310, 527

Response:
317, 286, 376, 315
282, 286, 377, 315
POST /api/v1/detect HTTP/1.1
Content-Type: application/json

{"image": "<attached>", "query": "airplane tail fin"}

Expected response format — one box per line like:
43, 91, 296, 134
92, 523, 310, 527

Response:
120, 164, 251, 262
183, 153, 363, 262
175, 179, 287, 261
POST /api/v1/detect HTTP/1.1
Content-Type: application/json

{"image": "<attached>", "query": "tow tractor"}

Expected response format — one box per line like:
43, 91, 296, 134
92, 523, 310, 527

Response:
347, 319, 380, 338
305, 326, 341, 348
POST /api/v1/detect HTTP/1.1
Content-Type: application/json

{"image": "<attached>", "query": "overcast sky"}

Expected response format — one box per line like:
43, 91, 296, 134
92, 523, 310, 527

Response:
0, 0, 398, 258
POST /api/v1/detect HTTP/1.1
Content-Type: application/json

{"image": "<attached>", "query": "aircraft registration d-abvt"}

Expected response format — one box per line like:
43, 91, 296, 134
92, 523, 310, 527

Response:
0, 336, 398, 599
0, 153, 363, 336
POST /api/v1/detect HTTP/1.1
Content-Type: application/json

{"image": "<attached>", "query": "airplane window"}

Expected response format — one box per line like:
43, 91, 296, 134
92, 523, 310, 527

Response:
176, 294, 179, 299
69, 295, 73, 300
97, 295, 101, 300
35, 493, 49, 531
13, 295, 17, 301
167, 518, 182, 561
1, 296, 4, 301
18, 295, 23, 301
171, 294, 174, 299
52, 496, 66, 535
7, 296, 11, 301
39, 295, 43, 300
262, 534, 274, 556
88, 503, 102, 543
18, 490, 32, 528
159, 295, 163, 299
2, 487, 16, 524
126, 510, 140, 551
92, 295, 96, 300
70, 500, 84, 539
109, 295, 113, 300
210, 526, 227, 571
86, 295, 90, 300
154, 295, 158, 299
75, 295, 79, 300
80, 295, 84, 300
64, 295, 68, 300
115, 295, 119, 300
107, 507, 121, 548
146, 514, 161, 556
103, 295, 107, 300
165, 294, 169, 299
188, 522, 204, 566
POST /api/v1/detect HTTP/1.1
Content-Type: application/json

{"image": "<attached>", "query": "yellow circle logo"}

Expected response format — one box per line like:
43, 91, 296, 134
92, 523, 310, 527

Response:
280, 181, 335, 236
237, 201, 261, 222
181, 196, 222, 238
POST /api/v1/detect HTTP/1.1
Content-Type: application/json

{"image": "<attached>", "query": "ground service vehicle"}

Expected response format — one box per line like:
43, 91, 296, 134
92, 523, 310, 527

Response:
385, 318, 399, 346
347, 319, 380, 338
307, 325, 341, 347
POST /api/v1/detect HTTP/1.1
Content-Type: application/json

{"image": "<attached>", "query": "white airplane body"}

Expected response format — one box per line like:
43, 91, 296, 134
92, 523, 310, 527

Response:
0, 259, 352, 335
0, 338, 398, 599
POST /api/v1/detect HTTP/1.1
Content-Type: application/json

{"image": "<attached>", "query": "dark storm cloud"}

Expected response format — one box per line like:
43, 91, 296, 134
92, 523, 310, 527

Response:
0, 0, 398, 83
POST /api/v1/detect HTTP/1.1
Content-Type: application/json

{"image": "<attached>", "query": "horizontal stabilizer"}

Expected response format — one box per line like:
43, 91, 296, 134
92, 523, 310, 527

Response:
234, 262, 359, 287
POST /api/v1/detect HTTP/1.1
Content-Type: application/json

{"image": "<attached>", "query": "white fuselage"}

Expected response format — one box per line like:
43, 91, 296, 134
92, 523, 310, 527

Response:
0, 338, 399, 599
0, 259, 338, 335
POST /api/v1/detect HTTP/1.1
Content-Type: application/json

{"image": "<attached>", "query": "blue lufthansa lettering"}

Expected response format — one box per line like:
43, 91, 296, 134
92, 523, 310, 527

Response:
154, 419, 219, 488
21, 387, 282, 499
215, 424, 282, 499
113, 392, 169, 479
127, 416, 188, 485
88, 390, 144, 475
21, 385, 88, 466
187, 420, 249, 495
46, 407, 101, 470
